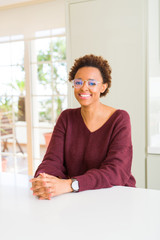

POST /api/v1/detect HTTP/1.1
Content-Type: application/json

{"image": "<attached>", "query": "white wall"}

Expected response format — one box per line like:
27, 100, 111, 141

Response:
0, 0, 65, 38
148, 0, 160, 77
66, 0, 147, 188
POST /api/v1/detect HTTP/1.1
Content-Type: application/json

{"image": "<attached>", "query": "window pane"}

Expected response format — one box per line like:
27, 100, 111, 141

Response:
52, 62, 67, 95
51, 37, 66, 60
0, 66, 12, 95
32, 95, 67, 125
0, 36, 26, 174
33, 127, 53, 161
0, 121, 27, 173
32, 96, 53, 123
0, 43, 11, 66
0, 96, 13, 114
1, 153, 28, 174
11, 41, 24, 65
31, 34, 67, 173
11, 66, 25, 96
54, 95, 67, 120
31, 63, 52, 95
12, 96, 26, 122
31, 38, 51, 63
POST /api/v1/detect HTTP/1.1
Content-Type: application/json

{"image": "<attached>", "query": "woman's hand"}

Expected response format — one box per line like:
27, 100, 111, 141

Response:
30, 174, 49, 199
30, 173, 73, 200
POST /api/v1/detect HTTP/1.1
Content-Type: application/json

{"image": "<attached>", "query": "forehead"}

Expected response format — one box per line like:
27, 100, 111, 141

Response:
75, 67, 102, 80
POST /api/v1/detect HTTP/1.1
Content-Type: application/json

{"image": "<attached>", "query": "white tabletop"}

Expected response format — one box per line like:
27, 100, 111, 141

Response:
0, 173, 160, 240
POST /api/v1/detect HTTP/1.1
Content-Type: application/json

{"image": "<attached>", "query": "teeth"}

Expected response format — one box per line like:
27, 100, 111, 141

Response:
80, 94, 90, 97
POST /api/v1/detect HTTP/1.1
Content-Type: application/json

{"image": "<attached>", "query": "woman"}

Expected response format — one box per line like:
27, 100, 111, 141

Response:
30, 54, 136, 200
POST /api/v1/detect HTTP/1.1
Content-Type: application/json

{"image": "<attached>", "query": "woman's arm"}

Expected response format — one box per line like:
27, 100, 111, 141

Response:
34, 111, 68, 179
31, 111, 71, 199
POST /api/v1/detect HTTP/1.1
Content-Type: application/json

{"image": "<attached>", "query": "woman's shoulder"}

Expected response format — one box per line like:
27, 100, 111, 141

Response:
59, 108, 81, 120
103, 105, 131, 124
55, 108, 81, 128
115, 109, 131, 121
109, 109, 131, 131
61, 107, 80, 115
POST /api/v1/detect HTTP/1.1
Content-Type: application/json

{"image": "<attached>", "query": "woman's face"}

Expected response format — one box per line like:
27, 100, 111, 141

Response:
73, 67, 107, 107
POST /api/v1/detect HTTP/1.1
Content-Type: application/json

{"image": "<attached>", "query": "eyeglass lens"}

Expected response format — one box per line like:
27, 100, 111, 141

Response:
73, 79, 97, 88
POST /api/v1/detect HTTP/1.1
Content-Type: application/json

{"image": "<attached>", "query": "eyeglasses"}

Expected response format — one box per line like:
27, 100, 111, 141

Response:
72, 79, 101, 89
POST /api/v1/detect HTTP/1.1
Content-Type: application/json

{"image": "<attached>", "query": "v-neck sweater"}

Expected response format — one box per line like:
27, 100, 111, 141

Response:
35, 108, 136, 191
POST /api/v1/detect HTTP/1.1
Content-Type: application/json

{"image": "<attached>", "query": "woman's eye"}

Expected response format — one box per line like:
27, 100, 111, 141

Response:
76, 81, 81, 85
89, 81, 96, 86
75, 80, 81, 85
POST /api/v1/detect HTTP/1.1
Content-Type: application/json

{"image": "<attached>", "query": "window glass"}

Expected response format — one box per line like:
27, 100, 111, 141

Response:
31, 31, 67, 171
0, 36, 27, 174
0, 30, 67, 174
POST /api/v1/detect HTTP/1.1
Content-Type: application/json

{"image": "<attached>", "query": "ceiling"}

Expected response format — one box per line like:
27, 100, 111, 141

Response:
0, 0, 34, 6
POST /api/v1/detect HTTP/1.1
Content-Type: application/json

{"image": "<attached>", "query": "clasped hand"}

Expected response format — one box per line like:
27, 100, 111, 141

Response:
30, 173, 72, 200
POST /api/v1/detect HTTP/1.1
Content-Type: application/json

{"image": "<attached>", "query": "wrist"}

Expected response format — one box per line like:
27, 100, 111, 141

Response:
65, 179, 73, 193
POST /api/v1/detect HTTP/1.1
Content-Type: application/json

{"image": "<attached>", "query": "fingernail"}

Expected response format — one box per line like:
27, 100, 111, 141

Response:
30, 187, 33, 190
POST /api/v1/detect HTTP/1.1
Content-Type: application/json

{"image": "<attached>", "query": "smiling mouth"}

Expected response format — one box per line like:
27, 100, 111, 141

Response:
79, 93, 91, 98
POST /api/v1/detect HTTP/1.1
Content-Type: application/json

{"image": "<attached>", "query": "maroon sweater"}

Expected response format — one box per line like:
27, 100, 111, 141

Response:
35, 108, 136, 191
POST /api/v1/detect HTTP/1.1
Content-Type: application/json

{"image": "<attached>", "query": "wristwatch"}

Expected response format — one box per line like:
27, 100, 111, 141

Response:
71, 178, 79, 192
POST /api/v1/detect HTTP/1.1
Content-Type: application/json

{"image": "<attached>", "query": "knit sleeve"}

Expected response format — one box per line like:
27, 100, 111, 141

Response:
34, 111, 67, 178
74, 111, 136, 191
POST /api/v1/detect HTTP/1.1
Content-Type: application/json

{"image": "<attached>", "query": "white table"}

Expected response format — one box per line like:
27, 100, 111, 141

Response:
0, 173, 160, 240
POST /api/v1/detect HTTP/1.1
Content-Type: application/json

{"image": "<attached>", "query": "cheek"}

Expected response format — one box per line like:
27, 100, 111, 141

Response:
74, 88, 78, 95
91, 88, 101, 95
74, 88, 79, 98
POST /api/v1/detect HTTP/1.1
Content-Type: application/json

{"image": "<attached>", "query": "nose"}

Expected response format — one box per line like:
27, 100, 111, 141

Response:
80, 80, 89, 90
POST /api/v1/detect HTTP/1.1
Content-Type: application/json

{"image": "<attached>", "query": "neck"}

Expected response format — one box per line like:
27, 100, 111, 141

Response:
81, 102, 102, 120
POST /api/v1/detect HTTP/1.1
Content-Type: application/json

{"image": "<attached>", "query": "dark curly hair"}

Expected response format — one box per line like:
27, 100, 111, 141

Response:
68, 54, 112, 97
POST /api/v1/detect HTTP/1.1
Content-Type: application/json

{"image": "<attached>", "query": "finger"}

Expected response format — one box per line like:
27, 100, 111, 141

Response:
49, 191, 56, 198
42, 173, 56, 179
33, 186, 43, 194
34, 188, 46, 196
36, 174, 53, 183
37, 190, 52, 200
32, 180, 42, 187
30, 177, 43, 183
31, 181, 44, 191
39, 195, 51, 200
34, 187, 49, 199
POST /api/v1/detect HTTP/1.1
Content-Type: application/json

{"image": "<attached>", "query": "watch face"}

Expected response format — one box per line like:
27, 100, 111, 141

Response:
72, 179, 79, 192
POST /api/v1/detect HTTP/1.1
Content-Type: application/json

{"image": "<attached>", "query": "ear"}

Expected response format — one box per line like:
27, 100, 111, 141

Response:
100, 83, 108, 93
